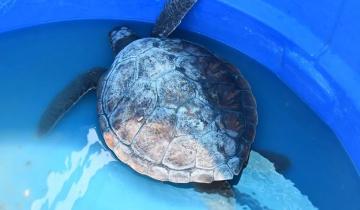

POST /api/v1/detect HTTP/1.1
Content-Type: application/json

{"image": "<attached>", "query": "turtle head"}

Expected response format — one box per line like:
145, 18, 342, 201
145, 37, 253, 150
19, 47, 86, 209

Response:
109, 26, 139, 55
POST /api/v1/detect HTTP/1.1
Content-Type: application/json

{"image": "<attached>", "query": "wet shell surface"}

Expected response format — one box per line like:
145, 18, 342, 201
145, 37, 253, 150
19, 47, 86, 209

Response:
98, 38, 258, 183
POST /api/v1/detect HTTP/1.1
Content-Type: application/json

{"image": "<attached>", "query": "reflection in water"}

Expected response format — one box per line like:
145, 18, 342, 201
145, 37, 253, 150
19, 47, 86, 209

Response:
31, 128, 115, 210
235, 151, 317, 210
30, 128, 317, 210
235, 191, 271, 210
23, 189, 31, 198
201, 192, 236, 210
199, 151, 317, 210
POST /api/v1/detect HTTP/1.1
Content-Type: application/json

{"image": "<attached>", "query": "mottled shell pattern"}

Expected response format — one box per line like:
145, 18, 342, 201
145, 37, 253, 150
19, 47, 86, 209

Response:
97, 38, 258, 183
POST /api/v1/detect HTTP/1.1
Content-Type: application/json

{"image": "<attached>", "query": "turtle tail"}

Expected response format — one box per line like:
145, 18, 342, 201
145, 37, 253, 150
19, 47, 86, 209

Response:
194, 181, 236, 210
37, 67, 106, 137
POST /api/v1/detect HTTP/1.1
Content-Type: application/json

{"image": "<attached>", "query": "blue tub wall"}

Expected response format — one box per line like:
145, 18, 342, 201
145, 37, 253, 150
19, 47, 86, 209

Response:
0, 0, 359, 173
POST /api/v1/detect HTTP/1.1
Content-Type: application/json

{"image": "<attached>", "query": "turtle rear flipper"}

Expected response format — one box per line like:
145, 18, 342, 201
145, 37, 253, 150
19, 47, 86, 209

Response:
195, 181, 236, 210
37, 67, 106, 136
195, 180, 235, 197
152, 0, 198, 38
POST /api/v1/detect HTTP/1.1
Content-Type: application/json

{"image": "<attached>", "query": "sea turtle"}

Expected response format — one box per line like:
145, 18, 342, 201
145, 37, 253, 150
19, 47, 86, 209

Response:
38, 0, 288, 202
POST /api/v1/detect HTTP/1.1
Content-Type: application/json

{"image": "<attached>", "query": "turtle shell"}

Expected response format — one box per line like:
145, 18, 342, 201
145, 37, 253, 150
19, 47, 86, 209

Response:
97, 38, 258, 183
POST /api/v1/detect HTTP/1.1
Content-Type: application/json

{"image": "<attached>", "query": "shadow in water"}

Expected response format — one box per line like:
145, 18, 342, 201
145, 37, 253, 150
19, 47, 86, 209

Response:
234, 188, 271, 210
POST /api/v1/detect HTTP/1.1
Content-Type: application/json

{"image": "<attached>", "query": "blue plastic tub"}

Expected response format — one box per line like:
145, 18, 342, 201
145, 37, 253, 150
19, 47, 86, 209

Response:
1, 0, 359, 174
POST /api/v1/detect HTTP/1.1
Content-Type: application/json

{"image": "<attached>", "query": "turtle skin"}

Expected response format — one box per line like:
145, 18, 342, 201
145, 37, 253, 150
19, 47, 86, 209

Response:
97, 38, 258, 183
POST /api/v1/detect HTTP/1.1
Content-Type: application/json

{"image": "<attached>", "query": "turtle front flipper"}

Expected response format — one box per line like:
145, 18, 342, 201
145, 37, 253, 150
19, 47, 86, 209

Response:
152, 0, 198, 38
37, 67, 106, 136
195, 181, 236, 210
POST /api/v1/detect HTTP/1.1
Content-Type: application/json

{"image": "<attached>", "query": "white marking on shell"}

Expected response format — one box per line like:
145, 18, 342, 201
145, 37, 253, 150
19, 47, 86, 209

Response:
227, 157, 241, 175
110, 79, 156, 121
116, 38, 156, 60
157, 71, 196, 109
214, 165, 233, 181
114, 142, 133, 163
156, 39, 185, 55
138, 49, 176, 80
159, 38, 209, 57
176, 99, 215, 136
225, 130, 239, 138
126, 155, 149, 175
195, 131, 227, 169
190, 169, 214, 183
182, 41, 210, 56
102, 59, 138, 114
131, 108, 176, 164
162, 135, 197, 170
217, 111, 246, 138
222, 134, 237, 157
148, 166, 169, 181
108, 79, 157, 145
175, 55, 210, 81
168, 170, 190, 183
112, 118, 144, 145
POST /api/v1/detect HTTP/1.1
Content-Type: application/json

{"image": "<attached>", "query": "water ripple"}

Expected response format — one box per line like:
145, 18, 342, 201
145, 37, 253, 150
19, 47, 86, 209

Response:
31, 128, 115, 210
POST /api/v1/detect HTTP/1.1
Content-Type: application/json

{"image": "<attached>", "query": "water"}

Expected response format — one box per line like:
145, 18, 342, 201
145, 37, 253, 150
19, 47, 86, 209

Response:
0, 20, 359, 210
